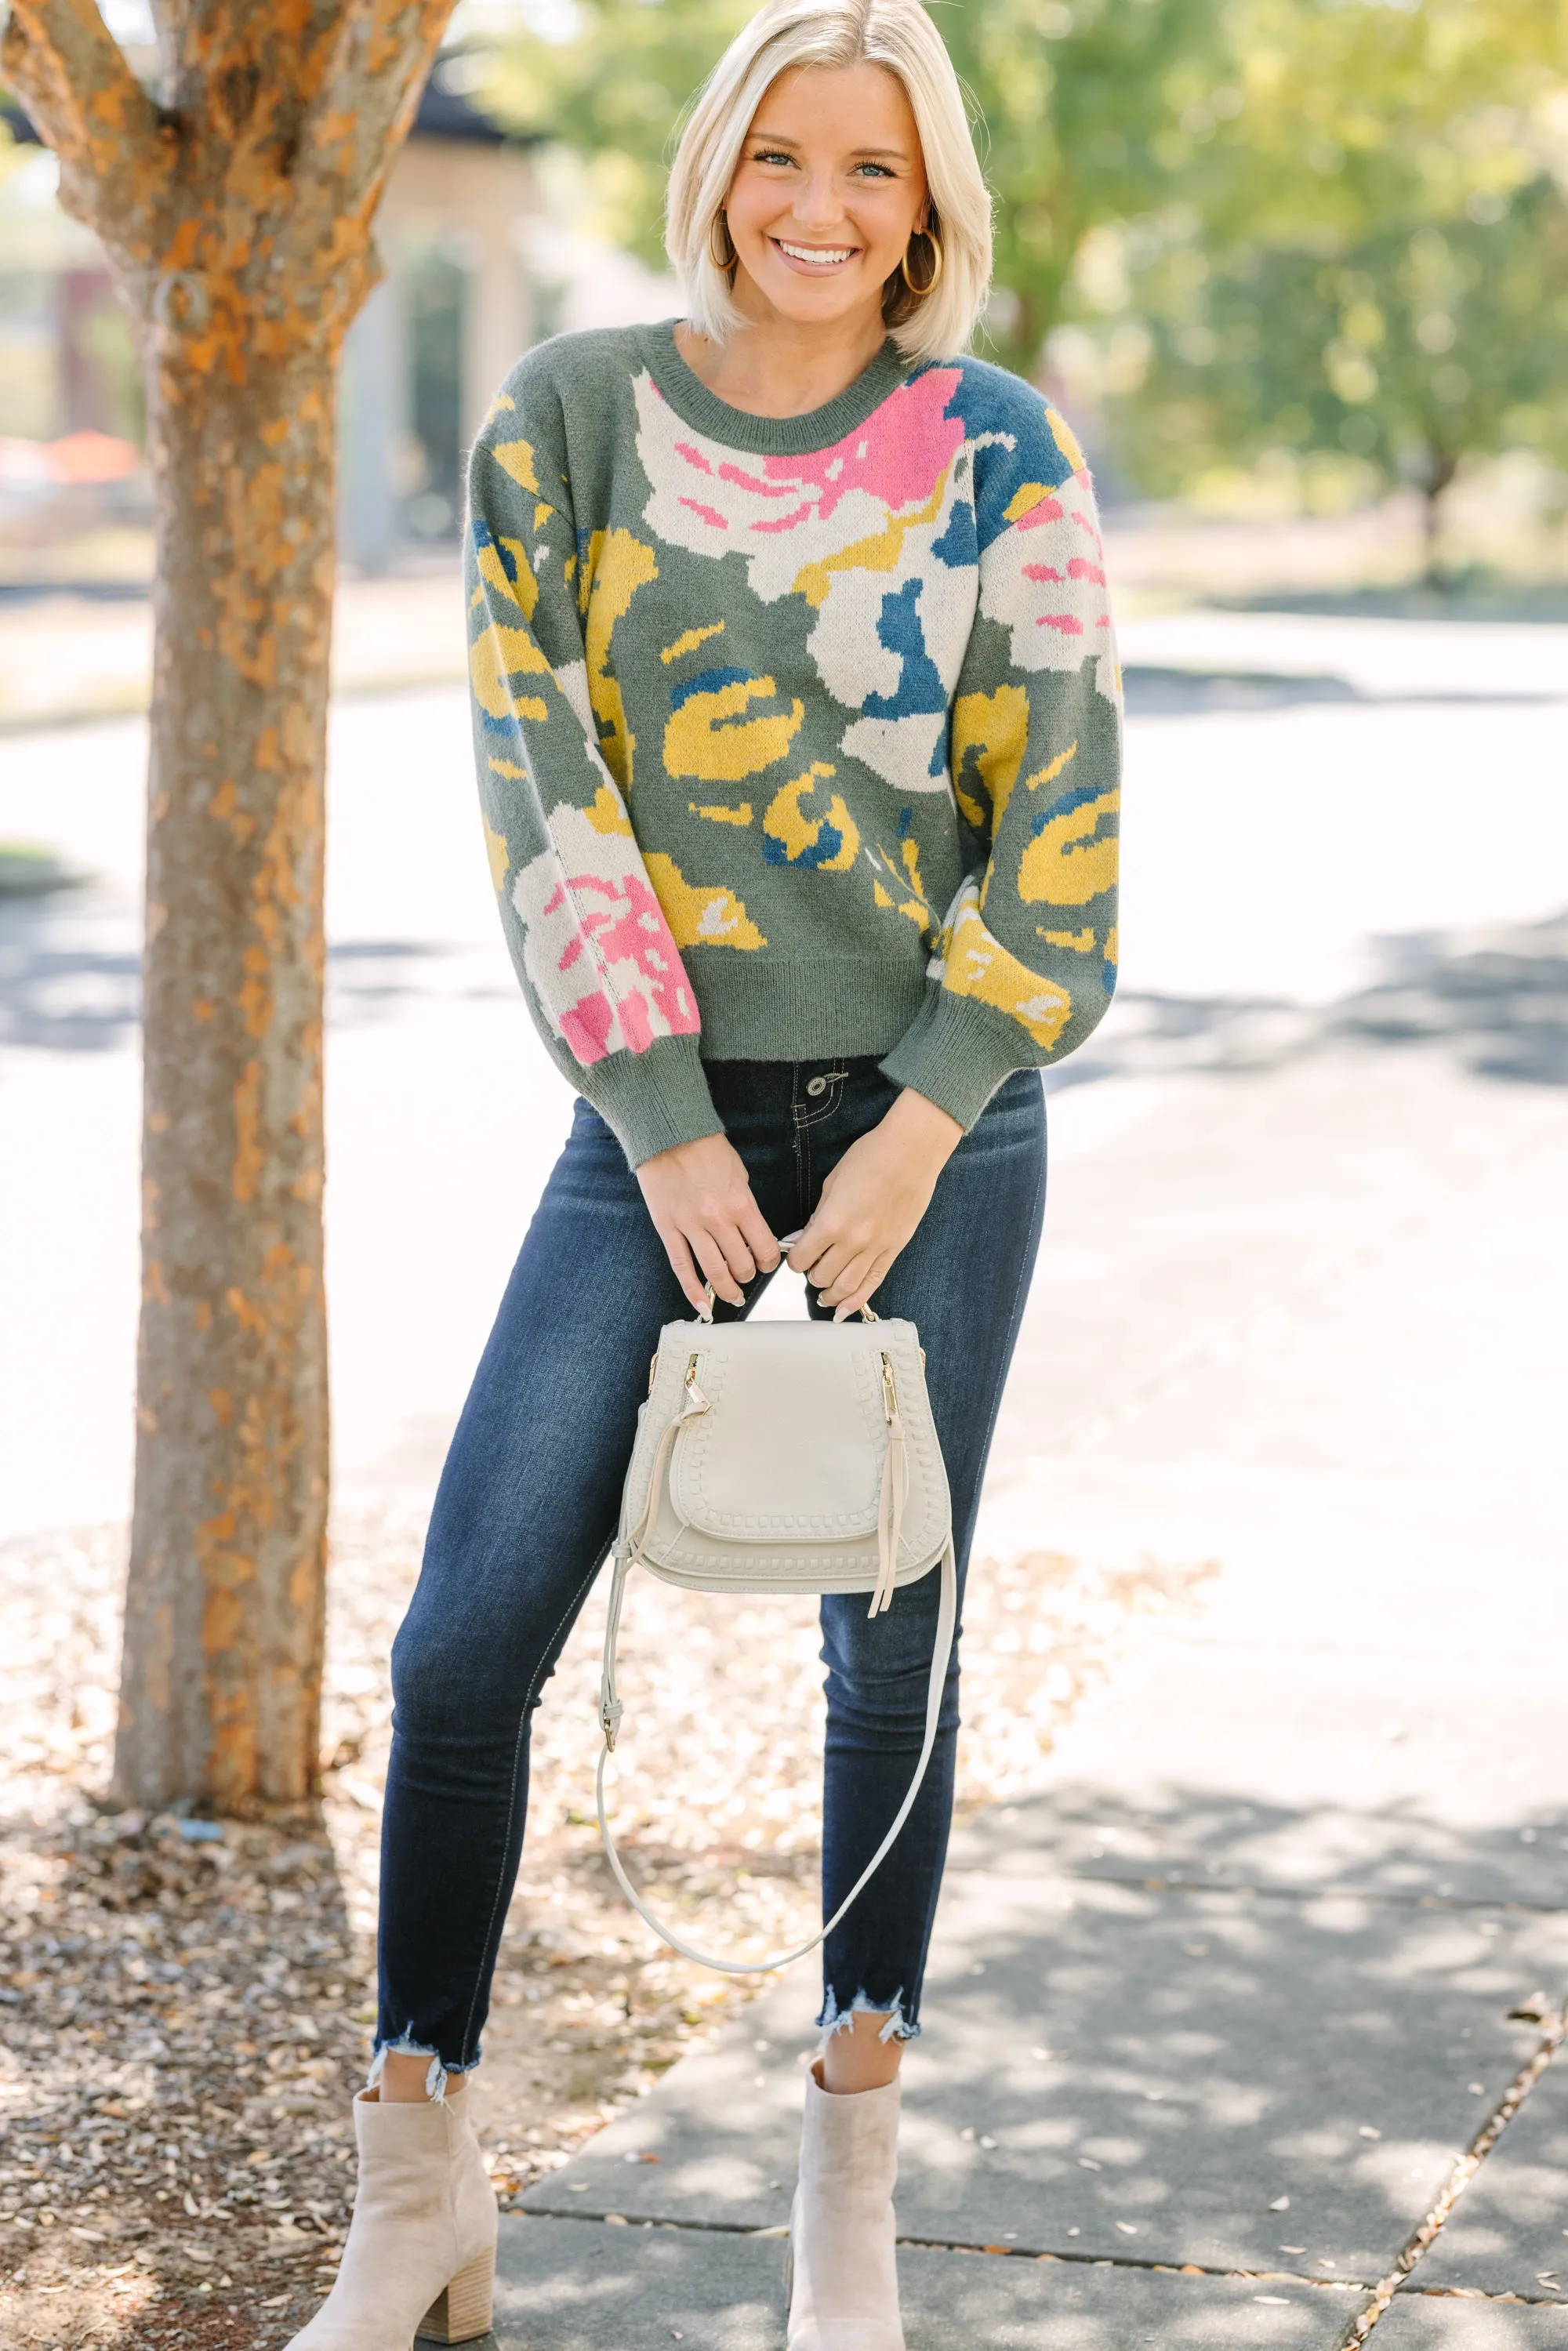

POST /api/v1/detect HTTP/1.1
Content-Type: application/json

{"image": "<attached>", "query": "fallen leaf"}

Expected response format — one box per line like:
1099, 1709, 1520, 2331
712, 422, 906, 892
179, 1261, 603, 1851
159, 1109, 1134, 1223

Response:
1508, 1992, 1553, 2023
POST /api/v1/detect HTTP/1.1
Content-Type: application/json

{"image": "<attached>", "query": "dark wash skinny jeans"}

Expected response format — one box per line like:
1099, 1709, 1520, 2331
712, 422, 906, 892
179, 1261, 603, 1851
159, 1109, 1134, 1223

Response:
377, 1058, 1047, 2073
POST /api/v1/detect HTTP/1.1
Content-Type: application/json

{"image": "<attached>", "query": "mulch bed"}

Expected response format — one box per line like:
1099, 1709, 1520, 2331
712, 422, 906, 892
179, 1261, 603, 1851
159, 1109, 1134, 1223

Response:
2, 1511, 1211, 2348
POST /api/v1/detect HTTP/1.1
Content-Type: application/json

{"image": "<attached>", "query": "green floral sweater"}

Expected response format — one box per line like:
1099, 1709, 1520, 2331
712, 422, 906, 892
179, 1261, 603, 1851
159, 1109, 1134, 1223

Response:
466, 321, 1122, 1166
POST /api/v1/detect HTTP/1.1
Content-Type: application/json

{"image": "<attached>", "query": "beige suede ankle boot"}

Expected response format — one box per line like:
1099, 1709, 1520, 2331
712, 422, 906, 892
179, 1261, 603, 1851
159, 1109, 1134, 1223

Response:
286, 2086, 496, 2349
786, 2066, 906, 2351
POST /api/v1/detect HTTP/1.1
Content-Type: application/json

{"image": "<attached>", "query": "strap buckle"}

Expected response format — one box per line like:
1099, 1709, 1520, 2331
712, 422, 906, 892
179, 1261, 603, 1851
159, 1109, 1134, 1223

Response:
600, 1694, 623, 1750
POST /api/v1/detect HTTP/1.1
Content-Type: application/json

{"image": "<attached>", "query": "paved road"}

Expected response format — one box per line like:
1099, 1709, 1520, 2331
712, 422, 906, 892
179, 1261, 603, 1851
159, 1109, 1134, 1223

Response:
2, 607, 1565, 1540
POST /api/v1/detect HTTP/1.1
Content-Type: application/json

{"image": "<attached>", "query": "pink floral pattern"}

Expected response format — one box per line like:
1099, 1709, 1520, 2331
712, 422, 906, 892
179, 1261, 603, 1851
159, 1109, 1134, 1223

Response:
513, 807, 699, 1068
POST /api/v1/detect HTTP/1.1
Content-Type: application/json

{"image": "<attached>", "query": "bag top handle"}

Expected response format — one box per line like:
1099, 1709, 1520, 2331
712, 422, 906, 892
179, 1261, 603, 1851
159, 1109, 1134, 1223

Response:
695, 1280, 877, 1326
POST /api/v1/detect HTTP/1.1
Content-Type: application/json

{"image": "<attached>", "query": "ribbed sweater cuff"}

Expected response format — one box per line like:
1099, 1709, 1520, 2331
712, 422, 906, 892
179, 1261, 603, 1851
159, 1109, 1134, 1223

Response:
879, 989, 1031, 1131
581, 1036, 724, 1168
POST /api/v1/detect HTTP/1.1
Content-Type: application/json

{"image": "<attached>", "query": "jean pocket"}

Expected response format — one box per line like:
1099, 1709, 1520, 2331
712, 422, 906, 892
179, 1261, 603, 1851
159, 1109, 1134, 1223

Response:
793, 1068, 851, 1128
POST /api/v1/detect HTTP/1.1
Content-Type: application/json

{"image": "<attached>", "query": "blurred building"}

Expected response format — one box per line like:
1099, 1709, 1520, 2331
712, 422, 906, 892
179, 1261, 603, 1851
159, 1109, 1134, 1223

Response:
340, 63, 541, 571
0, 56, 540, 577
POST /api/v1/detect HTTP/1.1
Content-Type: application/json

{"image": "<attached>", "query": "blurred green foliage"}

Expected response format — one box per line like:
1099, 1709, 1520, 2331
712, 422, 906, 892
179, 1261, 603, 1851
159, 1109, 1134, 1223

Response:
935, 0, 1230, 376
488, 0, 1232, 375
485, 0, 1568, 561
1087, 0, 1568, 569
488, 0, 754, 256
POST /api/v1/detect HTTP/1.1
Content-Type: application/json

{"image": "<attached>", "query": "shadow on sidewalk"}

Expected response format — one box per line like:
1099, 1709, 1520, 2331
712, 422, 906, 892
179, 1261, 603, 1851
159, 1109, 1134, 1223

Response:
517, 1779, 1568, 2298
1123, 665, 1566, 717
0, 889, 477, 1054
1054, 909, 1568, 1094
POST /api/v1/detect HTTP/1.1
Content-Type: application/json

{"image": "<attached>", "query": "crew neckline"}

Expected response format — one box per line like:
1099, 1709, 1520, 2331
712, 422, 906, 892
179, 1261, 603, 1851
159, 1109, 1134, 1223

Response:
633, 319, 912, 455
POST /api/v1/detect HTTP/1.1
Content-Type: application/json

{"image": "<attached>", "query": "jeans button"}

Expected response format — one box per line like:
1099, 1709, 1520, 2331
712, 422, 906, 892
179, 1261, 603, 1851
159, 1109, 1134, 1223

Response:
805, 1076, 827, 1097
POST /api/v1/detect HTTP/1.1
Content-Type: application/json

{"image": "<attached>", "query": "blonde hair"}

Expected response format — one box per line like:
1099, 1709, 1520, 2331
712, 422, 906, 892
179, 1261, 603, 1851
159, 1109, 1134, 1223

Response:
666, 0, 993, 367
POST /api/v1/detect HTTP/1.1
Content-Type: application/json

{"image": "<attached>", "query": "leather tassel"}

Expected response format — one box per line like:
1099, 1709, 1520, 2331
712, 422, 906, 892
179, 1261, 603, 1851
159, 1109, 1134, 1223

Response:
869, 1417, 907, 1617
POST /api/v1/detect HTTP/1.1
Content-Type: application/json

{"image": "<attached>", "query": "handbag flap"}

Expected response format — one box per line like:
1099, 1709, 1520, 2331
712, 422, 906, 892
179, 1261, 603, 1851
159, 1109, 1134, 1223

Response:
672, 1325, 885, 1537
636, 1319, 947, 1569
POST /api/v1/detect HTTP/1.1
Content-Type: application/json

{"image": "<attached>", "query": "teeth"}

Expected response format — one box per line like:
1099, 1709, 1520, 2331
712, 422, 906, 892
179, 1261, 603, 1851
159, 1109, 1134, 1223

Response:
778, 241, 854, 267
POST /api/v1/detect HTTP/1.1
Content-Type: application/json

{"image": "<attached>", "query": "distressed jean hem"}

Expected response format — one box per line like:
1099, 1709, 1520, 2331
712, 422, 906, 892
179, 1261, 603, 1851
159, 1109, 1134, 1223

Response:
368, 2031, 481, 2102
816, 1985, 920, 2044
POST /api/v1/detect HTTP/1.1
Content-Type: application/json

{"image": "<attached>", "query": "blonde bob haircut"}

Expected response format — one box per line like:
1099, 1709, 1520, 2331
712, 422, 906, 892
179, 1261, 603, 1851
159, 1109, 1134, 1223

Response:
666, 0, 993, 367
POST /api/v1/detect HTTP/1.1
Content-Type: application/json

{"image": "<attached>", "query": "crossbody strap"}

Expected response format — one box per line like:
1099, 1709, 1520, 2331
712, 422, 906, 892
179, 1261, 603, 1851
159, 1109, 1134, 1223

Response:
594, 1536, 956, 1975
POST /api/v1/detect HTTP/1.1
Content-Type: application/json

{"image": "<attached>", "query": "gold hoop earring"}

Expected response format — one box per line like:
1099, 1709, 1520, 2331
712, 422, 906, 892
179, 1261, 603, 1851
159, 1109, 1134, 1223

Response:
900, 229, 943, 296
709, 212, 737, 272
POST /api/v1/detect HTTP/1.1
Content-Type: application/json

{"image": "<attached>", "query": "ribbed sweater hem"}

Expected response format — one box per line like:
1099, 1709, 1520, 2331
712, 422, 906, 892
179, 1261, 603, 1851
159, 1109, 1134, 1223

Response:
691, 958, 930, 1064
584, 980, 1035, 1159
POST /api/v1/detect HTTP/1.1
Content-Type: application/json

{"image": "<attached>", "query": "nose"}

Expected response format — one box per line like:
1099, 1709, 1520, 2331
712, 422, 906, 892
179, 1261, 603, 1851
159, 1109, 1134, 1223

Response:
791, 167, 846, 232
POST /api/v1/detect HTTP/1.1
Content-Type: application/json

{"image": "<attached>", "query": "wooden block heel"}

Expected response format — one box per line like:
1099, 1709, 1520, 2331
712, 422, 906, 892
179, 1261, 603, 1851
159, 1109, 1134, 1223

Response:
416, 2248, 495, 2345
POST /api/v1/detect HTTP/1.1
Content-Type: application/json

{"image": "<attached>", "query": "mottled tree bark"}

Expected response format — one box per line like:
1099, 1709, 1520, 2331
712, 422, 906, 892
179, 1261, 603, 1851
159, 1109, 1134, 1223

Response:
125, 339, 339, 1808
2, 0, 455, 1809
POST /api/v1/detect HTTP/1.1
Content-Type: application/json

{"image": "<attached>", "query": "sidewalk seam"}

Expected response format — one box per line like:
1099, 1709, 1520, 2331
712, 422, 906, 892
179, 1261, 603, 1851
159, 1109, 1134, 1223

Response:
1337, 2000, 1568, 2346
513, 2207, 1375, 2288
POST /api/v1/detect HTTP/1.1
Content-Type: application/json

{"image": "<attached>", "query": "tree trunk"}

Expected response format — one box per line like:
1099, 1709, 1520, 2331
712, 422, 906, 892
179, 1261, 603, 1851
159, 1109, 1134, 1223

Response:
1421, 448, 1459, 591
116, 335, 338, 1809
2, 0, 456, 1812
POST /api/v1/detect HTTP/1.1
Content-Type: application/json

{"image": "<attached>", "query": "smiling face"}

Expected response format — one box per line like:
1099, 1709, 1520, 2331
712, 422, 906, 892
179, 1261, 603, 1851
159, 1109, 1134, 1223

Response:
722, 61, 930, 334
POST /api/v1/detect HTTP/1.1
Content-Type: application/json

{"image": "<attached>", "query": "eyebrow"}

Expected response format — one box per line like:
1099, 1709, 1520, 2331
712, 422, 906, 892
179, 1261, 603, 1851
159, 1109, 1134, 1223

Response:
747, 130, 913, 162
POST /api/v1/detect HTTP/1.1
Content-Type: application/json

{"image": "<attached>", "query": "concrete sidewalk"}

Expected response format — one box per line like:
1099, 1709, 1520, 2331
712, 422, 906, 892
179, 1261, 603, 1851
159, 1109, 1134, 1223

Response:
501, 1024, 1568, 2346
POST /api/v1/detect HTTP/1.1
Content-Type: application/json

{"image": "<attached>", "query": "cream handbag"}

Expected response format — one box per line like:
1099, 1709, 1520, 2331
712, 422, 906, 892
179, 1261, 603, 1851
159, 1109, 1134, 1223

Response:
597, 1300, 956, 1973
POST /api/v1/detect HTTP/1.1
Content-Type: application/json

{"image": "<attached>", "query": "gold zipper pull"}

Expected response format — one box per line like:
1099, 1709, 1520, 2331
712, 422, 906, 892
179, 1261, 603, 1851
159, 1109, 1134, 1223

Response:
880, 1352, 898, 1421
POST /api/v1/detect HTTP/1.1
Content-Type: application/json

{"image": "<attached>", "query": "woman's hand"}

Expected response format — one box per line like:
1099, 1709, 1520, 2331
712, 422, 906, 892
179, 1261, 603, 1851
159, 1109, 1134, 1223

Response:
789, 1090, 964, 1318
637, 1133, 782, 1312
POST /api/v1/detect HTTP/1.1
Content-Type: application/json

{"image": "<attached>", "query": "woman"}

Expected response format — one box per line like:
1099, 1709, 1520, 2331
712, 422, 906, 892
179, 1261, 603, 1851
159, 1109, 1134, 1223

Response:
294, 2, 1120, 2346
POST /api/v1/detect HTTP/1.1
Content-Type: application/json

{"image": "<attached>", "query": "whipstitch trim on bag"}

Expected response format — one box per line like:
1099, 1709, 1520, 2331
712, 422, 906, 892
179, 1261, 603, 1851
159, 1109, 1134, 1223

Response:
649, 1548, 945, 1577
